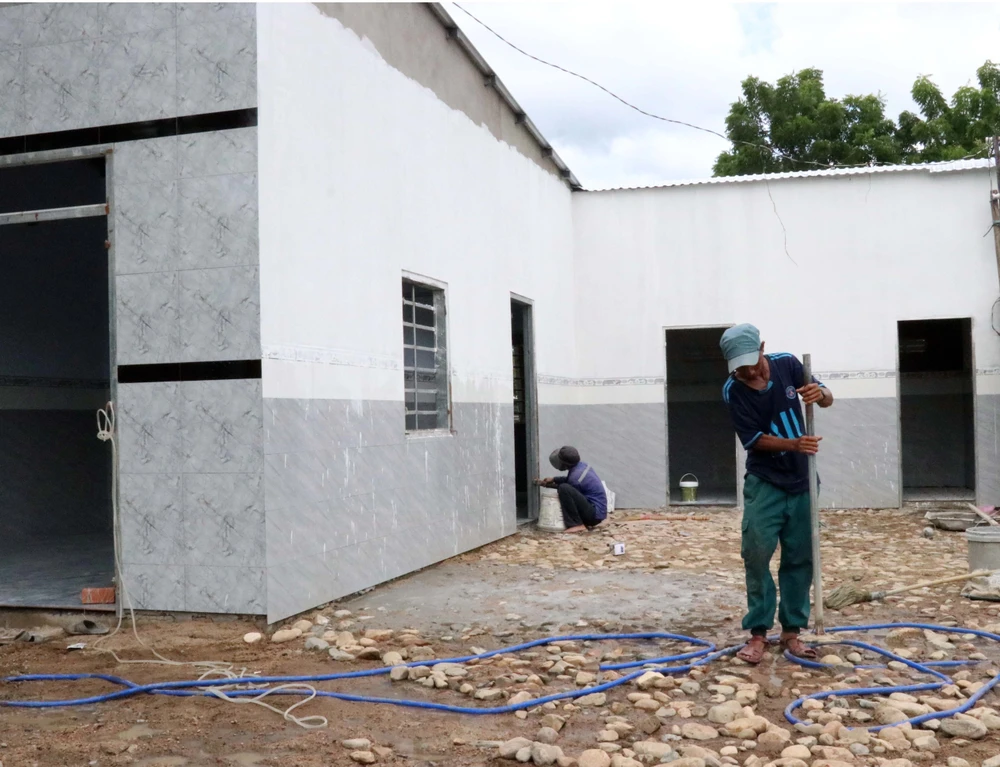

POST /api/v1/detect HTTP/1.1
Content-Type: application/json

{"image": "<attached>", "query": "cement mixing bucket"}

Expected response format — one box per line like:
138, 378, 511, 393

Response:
679, 473, 699, 503
967, 526, 1000, 572
538, 487, 565, 532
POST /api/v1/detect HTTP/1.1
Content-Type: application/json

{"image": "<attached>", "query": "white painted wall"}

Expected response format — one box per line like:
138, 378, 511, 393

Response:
256, 3, 576, 406
573, 167, 999, 399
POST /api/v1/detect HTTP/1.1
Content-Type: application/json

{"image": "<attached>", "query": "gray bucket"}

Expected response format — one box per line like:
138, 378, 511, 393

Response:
966, 526, 1000, 572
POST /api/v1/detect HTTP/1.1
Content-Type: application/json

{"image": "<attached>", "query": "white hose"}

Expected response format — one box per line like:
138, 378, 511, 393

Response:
94, 402, 326, 729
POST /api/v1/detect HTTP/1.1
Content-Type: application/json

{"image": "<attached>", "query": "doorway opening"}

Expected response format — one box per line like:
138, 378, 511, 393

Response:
511, 298, 539, 522
665, 327, 737, 505
0, 155, 114, 608
898, 318, 975, 502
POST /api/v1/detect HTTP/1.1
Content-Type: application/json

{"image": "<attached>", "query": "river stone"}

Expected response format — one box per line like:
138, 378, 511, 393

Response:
670, 759, 706, 767
329, 649, 356, 661
270, 628, 301, 643
577, 692, 607, 707
349, 752, 375, 765
475, 688, 505, 701
639, 715, 661, 734
681, 723, 718, 741
708, 701, 743, 724
499, 737, 533, 759
947, 759, 970, 767
304, 637, 329, 652
292, 619, 313, 633
389, 666, 409, 681
781, 746, 811, 759
242, 632, 262, 644
530, 743, 564, 766
939, 716, 987, 740
636, 671, 665, 689
541, 714, 566, 732
633, 741, 675, 758
536, 727, 559, 744
875, 706, 908, 725
342, 739, 371, 750
579, 751, 612, 767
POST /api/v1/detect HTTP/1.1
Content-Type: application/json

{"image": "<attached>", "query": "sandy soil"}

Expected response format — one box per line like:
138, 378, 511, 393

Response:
1, 506, 999, 767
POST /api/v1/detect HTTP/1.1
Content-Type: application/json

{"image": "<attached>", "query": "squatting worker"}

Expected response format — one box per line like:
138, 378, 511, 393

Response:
536, 446, 607, 533
720, 324, 834, 664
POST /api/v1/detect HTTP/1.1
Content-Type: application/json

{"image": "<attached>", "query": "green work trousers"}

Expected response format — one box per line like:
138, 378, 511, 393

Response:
740, 473, 813, 633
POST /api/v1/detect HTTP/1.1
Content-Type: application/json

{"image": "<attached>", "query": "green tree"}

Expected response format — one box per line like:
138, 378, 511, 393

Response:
898, 62, 1000, 162
713, 62, 1000, 176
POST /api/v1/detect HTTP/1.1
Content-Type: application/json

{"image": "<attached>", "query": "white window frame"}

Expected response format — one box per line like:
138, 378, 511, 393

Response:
402, 272, 453, 437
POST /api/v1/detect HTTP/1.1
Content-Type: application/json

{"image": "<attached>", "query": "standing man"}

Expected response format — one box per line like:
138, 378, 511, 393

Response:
720, 324, 834, 664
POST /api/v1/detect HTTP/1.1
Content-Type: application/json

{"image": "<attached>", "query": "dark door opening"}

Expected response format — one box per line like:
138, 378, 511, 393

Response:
898, 318, 975, 502
0, 156, 114, 608
511, 299, 539, 522
666, 327, 737, 505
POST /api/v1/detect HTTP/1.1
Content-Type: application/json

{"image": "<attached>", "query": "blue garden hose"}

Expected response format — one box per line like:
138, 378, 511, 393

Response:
2, 624, 997, 730
782, 622, 1000, 732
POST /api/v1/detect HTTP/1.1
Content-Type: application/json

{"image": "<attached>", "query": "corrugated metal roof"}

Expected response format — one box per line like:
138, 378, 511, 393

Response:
587, 158, 993, 192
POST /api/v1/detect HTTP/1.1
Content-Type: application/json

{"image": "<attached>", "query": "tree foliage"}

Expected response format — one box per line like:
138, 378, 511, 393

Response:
713, 62, 1000, 176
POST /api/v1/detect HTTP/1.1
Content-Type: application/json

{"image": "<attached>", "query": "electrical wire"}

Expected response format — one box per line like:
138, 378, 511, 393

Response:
451, 3, 991, 174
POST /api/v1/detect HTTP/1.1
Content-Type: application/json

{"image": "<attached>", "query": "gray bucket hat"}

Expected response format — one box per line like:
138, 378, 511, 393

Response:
549, 446, 581, 472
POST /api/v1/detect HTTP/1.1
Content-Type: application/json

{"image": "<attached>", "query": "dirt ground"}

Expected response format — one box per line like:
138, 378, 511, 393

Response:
2, 505, 1000, 767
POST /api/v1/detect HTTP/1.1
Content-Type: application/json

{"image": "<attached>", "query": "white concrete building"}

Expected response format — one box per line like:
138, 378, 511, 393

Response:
0, 2, 996, 622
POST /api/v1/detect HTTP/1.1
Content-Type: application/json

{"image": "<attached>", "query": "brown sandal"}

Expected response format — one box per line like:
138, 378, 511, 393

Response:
736, 635, 769, 664
780, 634, 818, 660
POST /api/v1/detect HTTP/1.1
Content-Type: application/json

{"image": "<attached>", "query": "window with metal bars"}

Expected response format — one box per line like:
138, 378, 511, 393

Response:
402, 279, 450, 432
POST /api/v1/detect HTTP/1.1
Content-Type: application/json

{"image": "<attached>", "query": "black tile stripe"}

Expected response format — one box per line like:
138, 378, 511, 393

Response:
0, 109, 258, 157
118, 360, 261, 384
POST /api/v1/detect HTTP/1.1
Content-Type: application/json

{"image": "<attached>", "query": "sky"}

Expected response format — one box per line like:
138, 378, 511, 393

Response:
446, 2, 1000, 190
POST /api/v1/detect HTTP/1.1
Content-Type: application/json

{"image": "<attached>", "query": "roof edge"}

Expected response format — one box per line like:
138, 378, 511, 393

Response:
585, 158, 994, 192
426, 3, 582, 191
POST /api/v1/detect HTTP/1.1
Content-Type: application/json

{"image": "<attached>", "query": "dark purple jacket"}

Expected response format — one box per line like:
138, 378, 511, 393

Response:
554, 462, 607, 519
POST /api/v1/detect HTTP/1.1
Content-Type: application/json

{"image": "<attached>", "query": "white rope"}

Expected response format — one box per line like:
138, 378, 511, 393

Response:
93, 402, 326, 729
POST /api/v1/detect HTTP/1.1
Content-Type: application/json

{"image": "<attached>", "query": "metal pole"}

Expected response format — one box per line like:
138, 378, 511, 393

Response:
803, 353, 824, 635
992, 136, 1000, 291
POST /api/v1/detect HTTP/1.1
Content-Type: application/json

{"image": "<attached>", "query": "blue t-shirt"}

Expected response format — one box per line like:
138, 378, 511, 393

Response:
554, 461, 608, 519
722, 353, 824, 494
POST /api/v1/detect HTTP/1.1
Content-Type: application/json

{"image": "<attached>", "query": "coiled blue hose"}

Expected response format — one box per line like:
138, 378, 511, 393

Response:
2, 623, 996, 730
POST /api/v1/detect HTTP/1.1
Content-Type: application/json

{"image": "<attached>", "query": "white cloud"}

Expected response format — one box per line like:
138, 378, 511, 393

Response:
447, 2, 1000, 188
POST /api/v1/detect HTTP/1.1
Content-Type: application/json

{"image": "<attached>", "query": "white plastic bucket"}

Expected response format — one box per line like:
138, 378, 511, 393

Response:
967, 526, 1000, 572
680, 473, 699, 503
538, 487, 565, 532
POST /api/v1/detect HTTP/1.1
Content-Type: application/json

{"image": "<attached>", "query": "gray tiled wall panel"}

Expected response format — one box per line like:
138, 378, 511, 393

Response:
113, 128, 260, 366
539, 403, 667, 510
976, 395, 1000, 507
0, 3, 257, 139
118, 379, 264, 614
263, 400, 517, 623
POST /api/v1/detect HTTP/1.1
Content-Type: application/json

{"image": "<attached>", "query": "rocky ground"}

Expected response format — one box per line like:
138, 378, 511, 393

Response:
1, 505, 1000, 767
